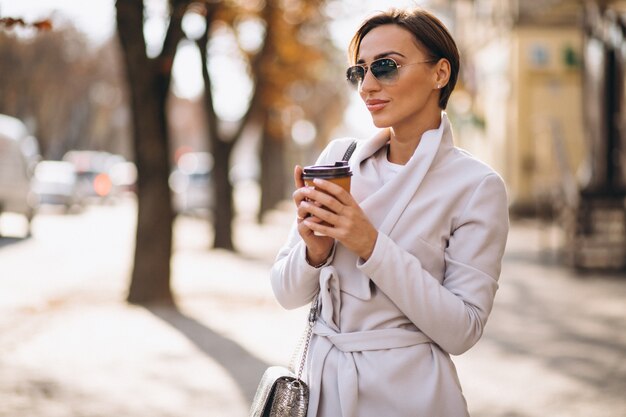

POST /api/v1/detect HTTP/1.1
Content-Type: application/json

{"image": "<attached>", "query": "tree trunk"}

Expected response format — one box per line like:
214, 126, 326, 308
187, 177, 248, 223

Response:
196, 0, 291, 246
126, 95, 174, 305
197, 7, 237, 250
258, 116, 287, 223
116, 0, 187, 305
212, 138, 235, 249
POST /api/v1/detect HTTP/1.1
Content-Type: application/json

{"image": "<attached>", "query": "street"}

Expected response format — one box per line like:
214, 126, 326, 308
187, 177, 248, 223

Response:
0, 191, 625, 417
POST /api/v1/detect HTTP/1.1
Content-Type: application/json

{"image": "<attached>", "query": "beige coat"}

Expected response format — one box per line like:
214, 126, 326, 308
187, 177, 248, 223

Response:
271, 114, 509, 417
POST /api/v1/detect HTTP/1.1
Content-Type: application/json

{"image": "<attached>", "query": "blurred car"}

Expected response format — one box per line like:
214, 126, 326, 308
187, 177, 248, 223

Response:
30, 160, 78, 211
169, 152, 214, 217
0, 113, 40, 233
62, 150, 124, 204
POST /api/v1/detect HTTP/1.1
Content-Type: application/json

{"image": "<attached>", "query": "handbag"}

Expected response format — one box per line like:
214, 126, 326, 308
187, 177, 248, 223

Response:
249, 295, 318, 417
249, 141, 357, 417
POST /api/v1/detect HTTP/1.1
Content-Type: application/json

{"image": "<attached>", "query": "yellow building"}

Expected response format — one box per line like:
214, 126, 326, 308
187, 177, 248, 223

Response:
449, 0, 626, 268
451, 0, 585, 215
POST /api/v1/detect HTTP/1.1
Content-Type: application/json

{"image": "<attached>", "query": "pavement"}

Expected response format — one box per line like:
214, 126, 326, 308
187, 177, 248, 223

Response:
0, 189, 625, 417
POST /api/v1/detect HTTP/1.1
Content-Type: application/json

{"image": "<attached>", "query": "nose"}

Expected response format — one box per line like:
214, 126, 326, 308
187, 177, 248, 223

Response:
359, 67, 381, 94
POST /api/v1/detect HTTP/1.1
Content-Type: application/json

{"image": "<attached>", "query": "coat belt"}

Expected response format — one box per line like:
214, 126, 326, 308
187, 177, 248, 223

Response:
307, 320, 433, 417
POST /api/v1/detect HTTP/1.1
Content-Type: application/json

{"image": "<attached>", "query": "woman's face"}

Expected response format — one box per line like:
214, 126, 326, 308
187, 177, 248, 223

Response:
356, 24, 441, 131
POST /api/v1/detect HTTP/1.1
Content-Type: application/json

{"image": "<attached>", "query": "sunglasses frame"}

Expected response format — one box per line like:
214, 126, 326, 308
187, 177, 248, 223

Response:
346, 57, 438, 88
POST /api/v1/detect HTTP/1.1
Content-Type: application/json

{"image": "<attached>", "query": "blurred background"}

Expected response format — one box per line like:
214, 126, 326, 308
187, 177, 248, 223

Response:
0, 0, 625, 416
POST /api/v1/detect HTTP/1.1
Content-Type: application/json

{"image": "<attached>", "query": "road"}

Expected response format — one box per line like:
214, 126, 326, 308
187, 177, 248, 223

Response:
0, 194, 625, 417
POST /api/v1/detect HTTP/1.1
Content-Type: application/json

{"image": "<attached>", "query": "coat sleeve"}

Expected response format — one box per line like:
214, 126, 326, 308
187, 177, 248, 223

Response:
358, 173, 509, 355
270, 225, 335, 309
270, 138, 355, 309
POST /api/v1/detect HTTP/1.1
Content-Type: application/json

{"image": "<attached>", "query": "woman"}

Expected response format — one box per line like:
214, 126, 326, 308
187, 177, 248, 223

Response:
270, 7, 509, 417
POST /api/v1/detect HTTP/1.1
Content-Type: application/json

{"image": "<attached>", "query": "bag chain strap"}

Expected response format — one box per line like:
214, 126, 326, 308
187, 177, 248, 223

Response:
295, 294, 319, 381
341, 140, 357, 162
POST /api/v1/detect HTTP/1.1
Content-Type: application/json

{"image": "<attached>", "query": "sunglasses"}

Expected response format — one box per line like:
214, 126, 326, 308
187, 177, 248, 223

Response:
346, 57, 437, 88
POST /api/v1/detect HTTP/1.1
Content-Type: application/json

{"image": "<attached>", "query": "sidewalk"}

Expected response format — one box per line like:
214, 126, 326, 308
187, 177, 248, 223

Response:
0, 199, 625, 417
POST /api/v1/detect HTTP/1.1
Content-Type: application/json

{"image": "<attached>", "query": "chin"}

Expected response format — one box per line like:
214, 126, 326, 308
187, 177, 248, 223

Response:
370, 114, 393, 128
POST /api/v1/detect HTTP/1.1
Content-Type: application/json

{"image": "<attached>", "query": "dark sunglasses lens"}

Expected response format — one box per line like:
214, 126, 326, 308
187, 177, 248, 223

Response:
370, 59, 398, 82
346, 66, 364, 87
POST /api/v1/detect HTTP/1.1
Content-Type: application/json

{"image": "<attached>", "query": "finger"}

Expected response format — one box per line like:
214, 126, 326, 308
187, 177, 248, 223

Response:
302, 187, 347, 216
297, 215, 326, 237
301, 186, 336, 207
301, 201, 340, 226
294, 165, 304, 189
311, 178, 352, 205
292, 180, 310, 207
302, 214, 324, 224
296, 209, 315, 221
293, 187, 306, 205
297, 219, 312, 233
303, 218, 334, 238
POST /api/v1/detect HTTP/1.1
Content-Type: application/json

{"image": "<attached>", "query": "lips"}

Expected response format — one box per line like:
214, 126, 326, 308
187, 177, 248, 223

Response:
365, 99, 389, 112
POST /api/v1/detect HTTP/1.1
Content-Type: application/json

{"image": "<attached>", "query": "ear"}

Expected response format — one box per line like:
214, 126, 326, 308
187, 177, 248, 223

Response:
433, 58, 451, 90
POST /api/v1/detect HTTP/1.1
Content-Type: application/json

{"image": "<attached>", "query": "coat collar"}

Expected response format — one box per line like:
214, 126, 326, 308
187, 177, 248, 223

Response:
350, 112, 454, 236
330, 113, 454, 301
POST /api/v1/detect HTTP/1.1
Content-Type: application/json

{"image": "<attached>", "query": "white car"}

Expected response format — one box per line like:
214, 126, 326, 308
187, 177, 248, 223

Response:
31, 161, 78, 211
0, 114, 40, 234
169, 152, 214, 217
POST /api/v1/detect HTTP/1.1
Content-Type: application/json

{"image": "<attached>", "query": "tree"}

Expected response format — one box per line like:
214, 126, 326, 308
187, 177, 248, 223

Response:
192, 0, 346, 248
255, 2, 348, 221
0, 23, 128, 159
190, 1, 277, 250
116, 0, 192, 304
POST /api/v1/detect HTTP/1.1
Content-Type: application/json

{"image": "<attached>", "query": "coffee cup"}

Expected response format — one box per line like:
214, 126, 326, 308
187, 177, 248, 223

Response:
301, 161, 352, 235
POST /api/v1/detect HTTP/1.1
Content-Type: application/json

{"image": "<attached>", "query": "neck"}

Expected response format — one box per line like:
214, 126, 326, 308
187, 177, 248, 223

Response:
387, 109, 442, 165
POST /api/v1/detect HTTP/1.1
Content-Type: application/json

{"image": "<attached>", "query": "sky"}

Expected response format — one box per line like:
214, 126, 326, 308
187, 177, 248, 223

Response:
0, 0, 425, 45
0, 0, 430, 138
0, 0, 115, 43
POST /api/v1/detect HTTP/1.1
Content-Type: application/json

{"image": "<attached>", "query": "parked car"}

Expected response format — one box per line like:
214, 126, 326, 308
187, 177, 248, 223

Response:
62, 150, 122, 204
0, 113, 40, 234
30, 160, 78, 212
169, 152, 214, 217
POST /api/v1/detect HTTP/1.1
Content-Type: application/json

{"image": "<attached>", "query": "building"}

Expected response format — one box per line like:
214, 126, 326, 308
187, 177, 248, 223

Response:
450, 0, 626, 269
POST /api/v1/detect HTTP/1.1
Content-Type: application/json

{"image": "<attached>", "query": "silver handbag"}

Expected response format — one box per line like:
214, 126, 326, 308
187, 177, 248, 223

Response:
249, 295, 318, 417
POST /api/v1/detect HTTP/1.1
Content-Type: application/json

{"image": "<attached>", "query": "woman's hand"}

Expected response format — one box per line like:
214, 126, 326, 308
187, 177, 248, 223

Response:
297, 175, 378, 261
293, 165, 334, 265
